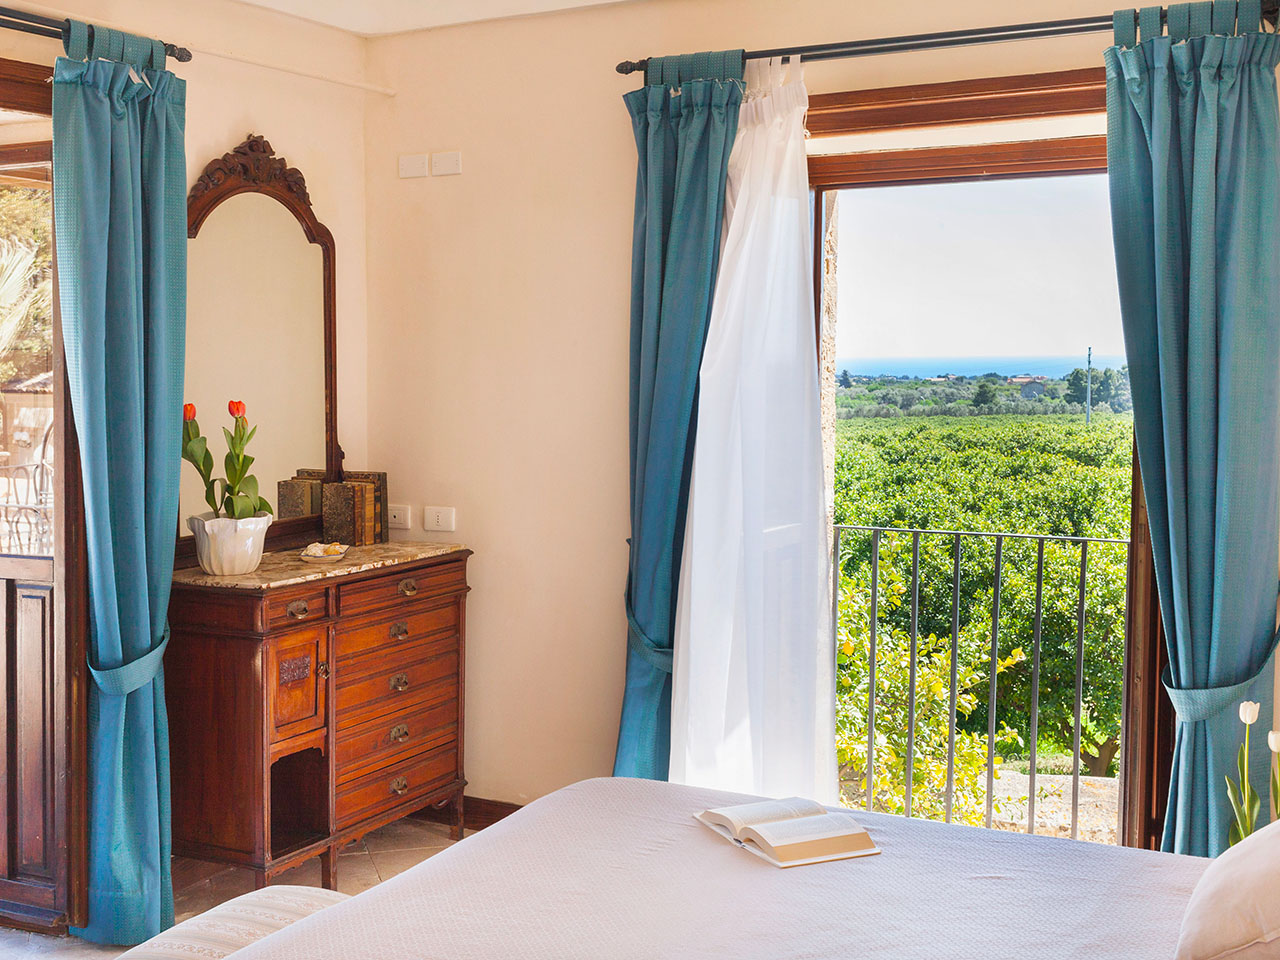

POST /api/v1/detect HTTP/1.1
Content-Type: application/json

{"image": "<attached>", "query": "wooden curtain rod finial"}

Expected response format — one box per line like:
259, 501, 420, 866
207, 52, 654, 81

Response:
616, 59, 648, 75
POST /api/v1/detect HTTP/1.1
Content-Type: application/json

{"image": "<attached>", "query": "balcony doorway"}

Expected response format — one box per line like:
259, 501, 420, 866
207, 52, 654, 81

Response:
809, 69, 1169, 849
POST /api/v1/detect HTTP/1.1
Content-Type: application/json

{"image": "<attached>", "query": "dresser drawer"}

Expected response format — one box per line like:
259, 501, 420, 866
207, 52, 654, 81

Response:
336, 743, 458, 828
335, 638, 458, 729
266, 586, 329, 628
267, 626, 328, 742
338, 560, 466, 618
335, 697, 459, 784
334, 602, 458, 662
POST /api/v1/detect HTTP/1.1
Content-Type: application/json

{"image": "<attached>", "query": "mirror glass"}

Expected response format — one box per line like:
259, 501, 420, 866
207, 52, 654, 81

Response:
181, 191, 325, 533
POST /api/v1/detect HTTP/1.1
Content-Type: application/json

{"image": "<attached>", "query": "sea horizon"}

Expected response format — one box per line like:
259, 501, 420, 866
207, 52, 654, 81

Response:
834, 354, 1128, 380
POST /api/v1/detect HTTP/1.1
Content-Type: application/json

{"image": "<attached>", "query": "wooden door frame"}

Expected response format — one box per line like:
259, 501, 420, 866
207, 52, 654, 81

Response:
0, 55, 89, 929
808, 67, 1169, 849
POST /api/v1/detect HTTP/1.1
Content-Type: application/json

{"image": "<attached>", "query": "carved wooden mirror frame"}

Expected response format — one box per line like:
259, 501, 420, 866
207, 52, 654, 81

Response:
176, 134, 342, 561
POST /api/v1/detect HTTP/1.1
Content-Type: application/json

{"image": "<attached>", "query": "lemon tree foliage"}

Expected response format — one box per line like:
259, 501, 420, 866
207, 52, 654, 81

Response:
834, 414, 1133, 817
0, 186, 53, 385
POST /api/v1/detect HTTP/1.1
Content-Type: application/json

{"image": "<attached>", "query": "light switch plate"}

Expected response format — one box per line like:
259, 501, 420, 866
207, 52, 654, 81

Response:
423, 505, 456, 532
430, 151, 462, 176
398, 154, 429, 178
387, 504, 411, 530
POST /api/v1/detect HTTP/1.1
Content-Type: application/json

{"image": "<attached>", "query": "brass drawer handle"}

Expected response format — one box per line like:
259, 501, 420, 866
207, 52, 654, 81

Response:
317, 662, 329, 680
398, 578, 419, 597
390, 723, 410, 743
390, 776, 409, 796
389, 621, 410, 640
286, 599, 310, 619
389, 672, 410, 692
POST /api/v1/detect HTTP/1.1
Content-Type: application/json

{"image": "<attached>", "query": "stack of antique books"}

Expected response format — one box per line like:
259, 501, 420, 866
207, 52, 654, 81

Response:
278, 469, 389, 545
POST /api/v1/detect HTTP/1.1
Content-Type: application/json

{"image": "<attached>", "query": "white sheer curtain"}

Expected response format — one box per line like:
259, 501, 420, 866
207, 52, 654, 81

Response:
670, 58, 836, 802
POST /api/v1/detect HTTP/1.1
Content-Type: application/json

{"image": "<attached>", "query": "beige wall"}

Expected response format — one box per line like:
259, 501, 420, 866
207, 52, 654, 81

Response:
0, 0, 371, 466
361, 0, 1115, 803
3, 0, 1125, 806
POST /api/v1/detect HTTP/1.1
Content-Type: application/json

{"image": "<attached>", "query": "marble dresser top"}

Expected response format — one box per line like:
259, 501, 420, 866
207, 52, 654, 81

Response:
172, 541, 468, 591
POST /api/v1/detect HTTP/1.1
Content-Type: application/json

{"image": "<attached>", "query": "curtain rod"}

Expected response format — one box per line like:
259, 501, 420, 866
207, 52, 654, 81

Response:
0, 4, 192, 62
615, 5, 1280, 76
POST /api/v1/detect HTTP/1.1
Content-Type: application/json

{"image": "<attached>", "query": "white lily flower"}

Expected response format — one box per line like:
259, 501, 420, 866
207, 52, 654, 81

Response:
1240, 701, 1261, 725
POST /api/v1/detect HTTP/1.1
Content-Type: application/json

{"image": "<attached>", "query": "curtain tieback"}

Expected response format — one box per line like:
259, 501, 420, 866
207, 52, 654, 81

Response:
89, 624, 169, 697
1162, 626, 1280, 724
625, 601, 673, 674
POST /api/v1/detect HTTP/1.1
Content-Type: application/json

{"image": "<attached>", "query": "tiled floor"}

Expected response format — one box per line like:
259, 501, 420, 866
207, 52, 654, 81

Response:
1, 816, 464, 958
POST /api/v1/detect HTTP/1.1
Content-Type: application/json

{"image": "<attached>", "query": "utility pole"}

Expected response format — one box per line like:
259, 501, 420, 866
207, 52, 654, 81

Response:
1086, 346, 1092, 426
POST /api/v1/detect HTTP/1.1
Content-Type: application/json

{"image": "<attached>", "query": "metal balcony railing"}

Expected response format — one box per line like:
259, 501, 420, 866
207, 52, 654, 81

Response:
833, 523, 1129, 841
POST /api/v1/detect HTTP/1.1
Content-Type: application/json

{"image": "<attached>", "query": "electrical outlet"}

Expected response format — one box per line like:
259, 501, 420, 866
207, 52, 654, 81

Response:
423, 505, 456, 532
387, 504, 411, 530
430, 151, 462, 176
398, 153, 429, 178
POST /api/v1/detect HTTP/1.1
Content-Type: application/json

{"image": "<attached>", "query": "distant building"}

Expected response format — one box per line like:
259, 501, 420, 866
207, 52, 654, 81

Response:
1020, 381, 1046, 399
0, 370, 53, 466
1006, 375, 1048, 385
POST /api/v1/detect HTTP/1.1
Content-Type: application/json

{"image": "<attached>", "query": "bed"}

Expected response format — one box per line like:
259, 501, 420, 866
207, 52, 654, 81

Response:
227, 777, 1205, 959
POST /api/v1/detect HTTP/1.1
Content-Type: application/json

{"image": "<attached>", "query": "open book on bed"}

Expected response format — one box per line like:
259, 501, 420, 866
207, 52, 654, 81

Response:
695, 797, 880, 868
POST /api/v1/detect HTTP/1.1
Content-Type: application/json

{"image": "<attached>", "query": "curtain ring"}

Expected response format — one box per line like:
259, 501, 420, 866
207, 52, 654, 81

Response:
726, 48, 745, 82
1238, 0, 1262, 31
122, 33, 148, 70
1138, 6, 1163, 41
661, 56, 679, 88
1188, 1, 1214, 36
1113, 9, 1138, 47
1212, 1, 1238, 35
677, 53, 697, 85
63, 19, 89, 60
90, 26, 125, 62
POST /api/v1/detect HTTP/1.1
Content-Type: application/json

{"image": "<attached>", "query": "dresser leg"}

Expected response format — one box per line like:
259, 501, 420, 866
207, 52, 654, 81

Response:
450, 790, 465, 841
320, 847, 338, 890
253, 870, 268, 890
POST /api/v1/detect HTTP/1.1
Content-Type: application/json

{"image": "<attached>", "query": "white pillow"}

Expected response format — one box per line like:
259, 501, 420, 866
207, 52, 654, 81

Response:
1176, 817, 1280, 959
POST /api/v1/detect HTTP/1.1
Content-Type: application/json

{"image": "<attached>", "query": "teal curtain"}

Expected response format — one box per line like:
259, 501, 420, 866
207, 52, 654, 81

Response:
53, 23, 185, 943
1106, 1, 1280, 857
614, 52, 743, 779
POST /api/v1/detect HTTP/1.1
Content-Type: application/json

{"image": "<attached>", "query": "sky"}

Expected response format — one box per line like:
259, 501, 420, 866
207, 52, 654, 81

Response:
834, 173, 1125, 360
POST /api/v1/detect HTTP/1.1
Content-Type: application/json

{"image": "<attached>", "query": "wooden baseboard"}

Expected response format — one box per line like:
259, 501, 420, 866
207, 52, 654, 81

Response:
414, 794, 522, 832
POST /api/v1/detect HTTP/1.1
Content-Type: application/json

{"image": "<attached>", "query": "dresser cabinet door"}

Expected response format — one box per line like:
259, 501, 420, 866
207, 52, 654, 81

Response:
267, 626, 329, 742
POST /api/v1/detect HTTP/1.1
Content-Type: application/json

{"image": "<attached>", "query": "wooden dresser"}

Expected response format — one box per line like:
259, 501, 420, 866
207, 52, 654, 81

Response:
166, 542, 470, 888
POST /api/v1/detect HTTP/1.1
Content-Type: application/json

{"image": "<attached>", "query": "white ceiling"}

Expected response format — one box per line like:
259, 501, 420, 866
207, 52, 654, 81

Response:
234, 0, 643, 36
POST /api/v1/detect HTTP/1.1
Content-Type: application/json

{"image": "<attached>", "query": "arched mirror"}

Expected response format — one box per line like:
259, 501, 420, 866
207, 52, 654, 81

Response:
178, 135, 341, 557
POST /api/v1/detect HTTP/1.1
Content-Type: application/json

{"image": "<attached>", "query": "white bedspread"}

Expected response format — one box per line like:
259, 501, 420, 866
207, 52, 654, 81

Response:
232, 778, 1205, 960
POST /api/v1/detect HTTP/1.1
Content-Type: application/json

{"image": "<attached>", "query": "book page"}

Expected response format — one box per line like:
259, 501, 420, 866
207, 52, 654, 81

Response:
741, 812, 875, 863
699, 797, 828, 838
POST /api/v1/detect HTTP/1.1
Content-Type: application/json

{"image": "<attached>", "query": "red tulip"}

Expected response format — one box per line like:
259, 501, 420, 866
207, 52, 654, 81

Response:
183, 403, 196, 422
228, 400, 246, 419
